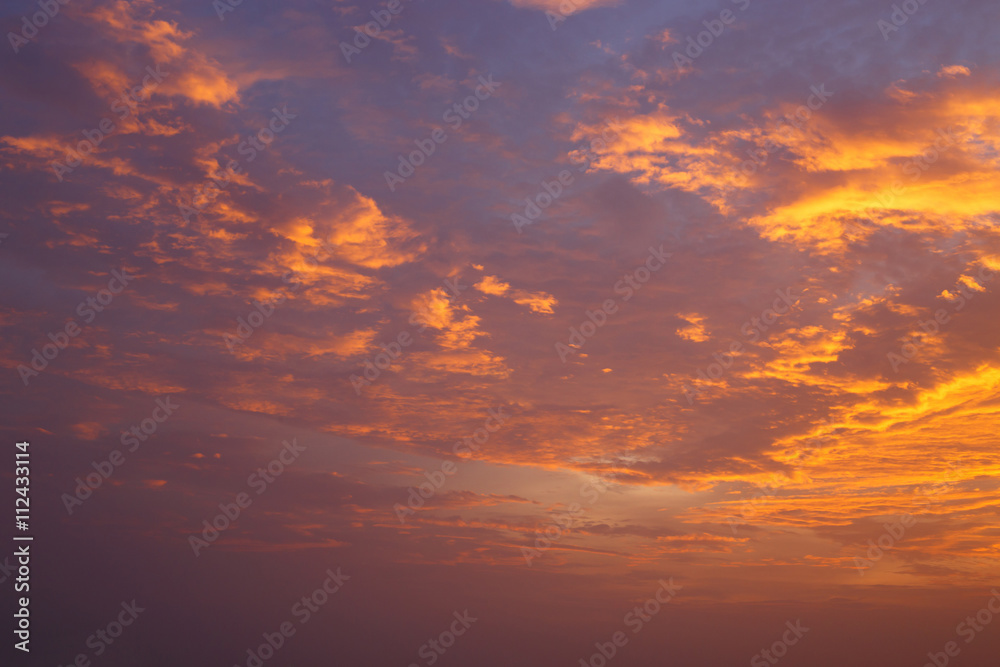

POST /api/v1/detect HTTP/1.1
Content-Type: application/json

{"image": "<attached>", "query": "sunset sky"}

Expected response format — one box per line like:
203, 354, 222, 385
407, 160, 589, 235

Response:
1, 0, 999, 665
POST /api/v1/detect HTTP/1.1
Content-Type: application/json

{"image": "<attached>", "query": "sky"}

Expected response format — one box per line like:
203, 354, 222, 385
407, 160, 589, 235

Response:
1, 0, 999, 665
